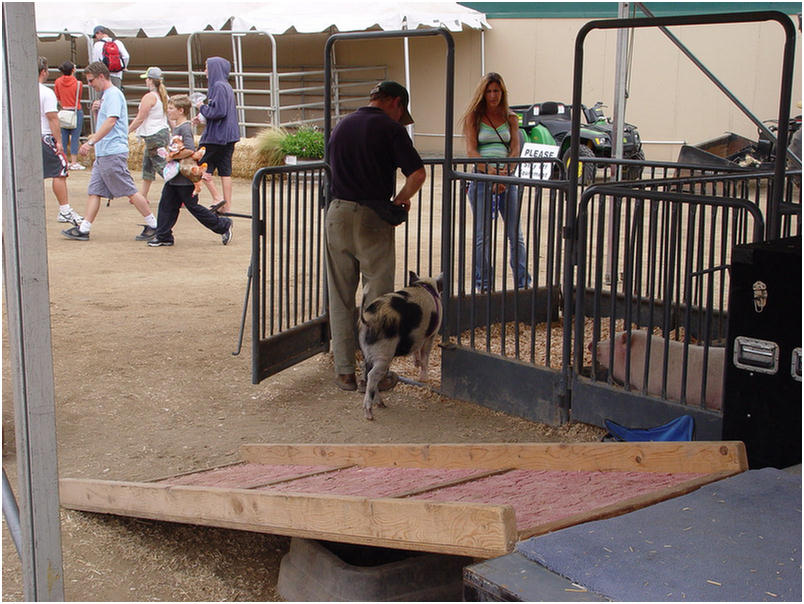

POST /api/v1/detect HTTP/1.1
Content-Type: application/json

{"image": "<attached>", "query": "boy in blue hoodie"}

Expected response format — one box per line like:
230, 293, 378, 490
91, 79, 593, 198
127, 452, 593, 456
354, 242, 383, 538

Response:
192, 57, 240, 214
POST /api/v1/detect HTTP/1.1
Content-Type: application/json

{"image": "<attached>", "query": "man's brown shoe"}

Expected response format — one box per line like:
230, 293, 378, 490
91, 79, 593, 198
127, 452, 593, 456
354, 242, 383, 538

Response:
335, 373, 357, 391
357, 371, 399, 393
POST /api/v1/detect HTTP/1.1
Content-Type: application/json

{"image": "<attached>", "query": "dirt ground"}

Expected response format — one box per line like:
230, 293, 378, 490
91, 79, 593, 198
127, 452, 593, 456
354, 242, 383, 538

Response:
2, 168, 604, 601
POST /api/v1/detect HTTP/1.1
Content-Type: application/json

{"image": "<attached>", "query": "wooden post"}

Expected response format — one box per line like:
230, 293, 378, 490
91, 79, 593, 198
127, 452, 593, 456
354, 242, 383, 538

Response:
2, 3, 65, 600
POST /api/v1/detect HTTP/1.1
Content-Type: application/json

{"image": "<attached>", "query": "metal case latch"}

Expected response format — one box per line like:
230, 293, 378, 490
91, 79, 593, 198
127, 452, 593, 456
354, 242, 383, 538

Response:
733, 336, 779, 374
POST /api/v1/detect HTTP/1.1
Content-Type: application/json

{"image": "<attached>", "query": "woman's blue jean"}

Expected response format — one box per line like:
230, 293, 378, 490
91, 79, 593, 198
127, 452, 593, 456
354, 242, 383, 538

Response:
467, 181, 531, 290
60, 109, 83, 157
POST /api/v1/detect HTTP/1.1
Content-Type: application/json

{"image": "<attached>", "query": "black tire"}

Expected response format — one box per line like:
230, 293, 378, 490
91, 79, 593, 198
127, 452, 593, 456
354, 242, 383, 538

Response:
563, 145, 596, 186
622, 149, 646, 181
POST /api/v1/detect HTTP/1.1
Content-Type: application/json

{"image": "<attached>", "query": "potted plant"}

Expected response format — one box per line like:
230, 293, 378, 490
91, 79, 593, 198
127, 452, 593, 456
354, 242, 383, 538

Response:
281, 126, 325, 164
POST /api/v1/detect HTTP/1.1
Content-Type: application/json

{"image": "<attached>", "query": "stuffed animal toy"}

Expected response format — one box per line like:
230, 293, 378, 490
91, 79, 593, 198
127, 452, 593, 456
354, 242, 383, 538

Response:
165, 136, 207, 195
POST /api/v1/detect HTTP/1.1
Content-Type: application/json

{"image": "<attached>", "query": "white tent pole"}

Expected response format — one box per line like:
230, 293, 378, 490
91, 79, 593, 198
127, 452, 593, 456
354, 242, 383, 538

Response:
3, 3, 65, 600
481, 28, 486, 76
403, 19, 413, 138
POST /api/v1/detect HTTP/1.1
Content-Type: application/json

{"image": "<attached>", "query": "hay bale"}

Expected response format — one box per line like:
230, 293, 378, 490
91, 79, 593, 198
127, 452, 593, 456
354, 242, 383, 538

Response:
126, 133, 284, 180
128, 133, 145, 172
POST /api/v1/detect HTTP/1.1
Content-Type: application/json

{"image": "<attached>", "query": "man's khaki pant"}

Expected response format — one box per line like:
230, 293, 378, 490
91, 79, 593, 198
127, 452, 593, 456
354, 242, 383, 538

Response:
325, 199, 395, 375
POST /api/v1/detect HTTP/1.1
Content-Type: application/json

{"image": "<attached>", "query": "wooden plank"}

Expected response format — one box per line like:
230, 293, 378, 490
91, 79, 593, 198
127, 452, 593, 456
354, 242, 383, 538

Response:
147, 460, 244, 483
252, 464, 355, 488
155, 463, 353, 489
240, 442, 748, 474
59, 478, 518, 558
392, 468, 514, 498
516, 471, 736, 541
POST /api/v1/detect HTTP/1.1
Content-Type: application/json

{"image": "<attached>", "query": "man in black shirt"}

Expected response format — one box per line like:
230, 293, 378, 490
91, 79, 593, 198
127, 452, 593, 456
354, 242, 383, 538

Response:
326, 81, 426, 392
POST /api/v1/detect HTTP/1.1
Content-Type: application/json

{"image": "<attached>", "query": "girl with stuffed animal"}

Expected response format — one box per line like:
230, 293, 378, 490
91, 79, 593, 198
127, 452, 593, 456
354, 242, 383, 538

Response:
146, 94, 233, 247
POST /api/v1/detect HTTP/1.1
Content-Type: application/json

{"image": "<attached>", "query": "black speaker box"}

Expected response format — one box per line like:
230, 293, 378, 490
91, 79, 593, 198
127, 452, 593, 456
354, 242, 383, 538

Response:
722, 236, 801, 469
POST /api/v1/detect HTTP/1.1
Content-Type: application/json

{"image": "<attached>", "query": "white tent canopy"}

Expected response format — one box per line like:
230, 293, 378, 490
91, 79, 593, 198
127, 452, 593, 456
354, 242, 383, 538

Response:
35, 1, 489, 37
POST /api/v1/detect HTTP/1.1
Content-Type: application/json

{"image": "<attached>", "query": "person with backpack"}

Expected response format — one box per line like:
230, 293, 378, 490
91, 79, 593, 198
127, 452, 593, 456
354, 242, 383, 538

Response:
91, 26, 129, 89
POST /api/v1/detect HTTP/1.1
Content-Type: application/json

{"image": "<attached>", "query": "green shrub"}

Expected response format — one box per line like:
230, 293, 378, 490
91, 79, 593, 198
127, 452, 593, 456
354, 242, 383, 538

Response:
280, 126, 325, 159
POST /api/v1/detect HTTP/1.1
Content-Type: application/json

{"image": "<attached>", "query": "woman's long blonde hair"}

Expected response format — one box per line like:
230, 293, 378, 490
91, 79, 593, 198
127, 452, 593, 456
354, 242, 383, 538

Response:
150, 77, 169, 114
460, 72, 512, 135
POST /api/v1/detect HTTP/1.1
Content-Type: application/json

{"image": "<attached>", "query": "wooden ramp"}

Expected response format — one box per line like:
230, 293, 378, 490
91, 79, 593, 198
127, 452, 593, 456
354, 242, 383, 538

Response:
60, 442, 748, 558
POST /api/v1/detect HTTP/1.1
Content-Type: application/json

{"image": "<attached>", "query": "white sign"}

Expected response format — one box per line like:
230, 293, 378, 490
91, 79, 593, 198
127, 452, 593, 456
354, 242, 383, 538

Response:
518, 142, 560, 180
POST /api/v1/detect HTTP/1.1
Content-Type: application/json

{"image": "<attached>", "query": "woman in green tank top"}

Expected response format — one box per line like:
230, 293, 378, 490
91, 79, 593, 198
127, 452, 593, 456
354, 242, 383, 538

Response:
460, 72, 531, 291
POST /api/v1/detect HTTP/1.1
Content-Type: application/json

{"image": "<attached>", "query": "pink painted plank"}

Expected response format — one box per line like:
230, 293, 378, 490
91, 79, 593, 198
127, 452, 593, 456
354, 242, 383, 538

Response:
155, 463, 706, 532
412, 469, 705, 528
156, 463, 337, 488
261, 466, 487, 499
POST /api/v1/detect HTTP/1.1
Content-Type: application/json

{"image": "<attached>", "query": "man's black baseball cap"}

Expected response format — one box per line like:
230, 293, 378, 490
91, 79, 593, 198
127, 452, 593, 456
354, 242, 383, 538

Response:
370, 80, 414, 126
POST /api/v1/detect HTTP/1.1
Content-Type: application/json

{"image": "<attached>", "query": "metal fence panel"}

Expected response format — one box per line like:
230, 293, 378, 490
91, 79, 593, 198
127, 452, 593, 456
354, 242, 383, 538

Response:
251, 163, 330, 383
570, 181, 767, 436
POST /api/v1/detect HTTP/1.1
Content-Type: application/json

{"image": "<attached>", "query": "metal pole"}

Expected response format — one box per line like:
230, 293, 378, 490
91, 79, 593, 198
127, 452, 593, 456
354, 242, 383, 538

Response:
2, 3, 65, 600
480, 29, 486, 76
612, 2, 630, 161
3, 468, 22, 556
403, 20, 413, 139
609, 2, 631, 284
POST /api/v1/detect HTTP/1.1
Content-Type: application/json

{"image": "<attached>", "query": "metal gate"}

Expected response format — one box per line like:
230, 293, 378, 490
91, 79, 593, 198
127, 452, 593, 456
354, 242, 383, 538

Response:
570, 182, 766, 439
252, 14, 800, 436
250, 162, 330, 383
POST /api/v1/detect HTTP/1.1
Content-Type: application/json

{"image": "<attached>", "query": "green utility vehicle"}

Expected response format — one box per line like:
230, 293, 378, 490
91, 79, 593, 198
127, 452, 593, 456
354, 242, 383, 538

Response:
512, 101, 644, 184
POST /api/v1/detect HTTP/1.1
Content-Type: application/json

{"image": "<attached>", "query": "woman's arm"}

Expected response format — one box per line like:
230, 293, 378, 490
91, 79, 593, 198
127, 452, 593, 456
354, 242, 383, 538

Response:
508, 113, 521, 158
464, 116, 481, 158
128, 92, 156, 133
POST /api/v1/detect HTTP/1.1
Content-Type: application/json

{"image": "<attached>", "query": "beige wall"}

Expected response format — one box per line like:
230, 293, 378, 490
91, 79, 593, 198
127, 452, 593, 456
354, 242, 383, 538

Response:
38, 16, 801, 162
437, 17, 802, 161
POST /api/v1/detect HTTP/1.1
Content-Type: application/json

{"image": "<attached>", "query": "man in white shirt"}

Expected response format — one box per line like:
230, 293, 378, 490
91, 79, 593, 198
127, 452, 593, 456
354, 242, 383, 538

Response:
90, 26, 130, 89
38, 56, 82, 226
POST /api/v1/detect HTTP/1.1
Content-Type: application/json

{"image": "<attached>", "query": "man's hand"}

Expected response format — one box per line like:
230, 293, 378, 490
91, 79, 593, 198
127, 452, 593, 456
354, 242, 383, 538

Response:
392, 198, 410, 211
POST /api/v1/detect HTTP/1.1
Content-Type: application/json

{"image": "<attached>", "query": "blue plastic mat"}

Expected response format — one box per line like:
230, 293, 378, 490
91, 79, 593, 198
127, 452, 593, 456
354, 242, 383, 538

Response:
517, 468, 801, 601
604, 415, 694, 442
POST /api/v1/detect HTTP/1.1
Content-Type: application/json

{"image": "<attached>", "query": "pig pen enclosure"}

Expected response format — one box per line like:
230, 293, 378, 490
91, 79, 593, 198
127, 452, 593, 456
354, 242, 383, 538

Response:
250, 16, 800, 444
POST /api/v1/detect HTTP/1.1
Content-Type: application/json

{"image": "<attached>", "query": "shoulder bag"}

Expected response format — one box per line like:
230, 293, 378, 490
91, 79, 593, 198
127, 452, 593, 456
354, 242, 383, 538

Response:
58, 81, 81, 130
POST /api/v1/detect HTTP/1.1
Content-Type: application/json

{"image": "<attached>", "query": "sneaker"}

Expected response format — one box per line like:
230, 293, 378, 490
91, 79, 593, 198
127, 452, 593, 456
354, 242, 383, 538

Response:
357, 371, 399, 393
221, 221, 233, 246
61, 226, 89, 241
135, 225, 157, 241
57, 210, 82, 225
69, 163, 86, 171
147, 238, 174, 247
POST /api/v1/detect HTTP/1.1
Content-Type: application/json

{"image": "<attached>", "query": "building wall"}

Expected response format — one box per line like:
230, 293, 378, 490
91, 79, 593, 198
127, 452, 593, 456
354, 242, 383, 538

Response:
475, 17, 802, 161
